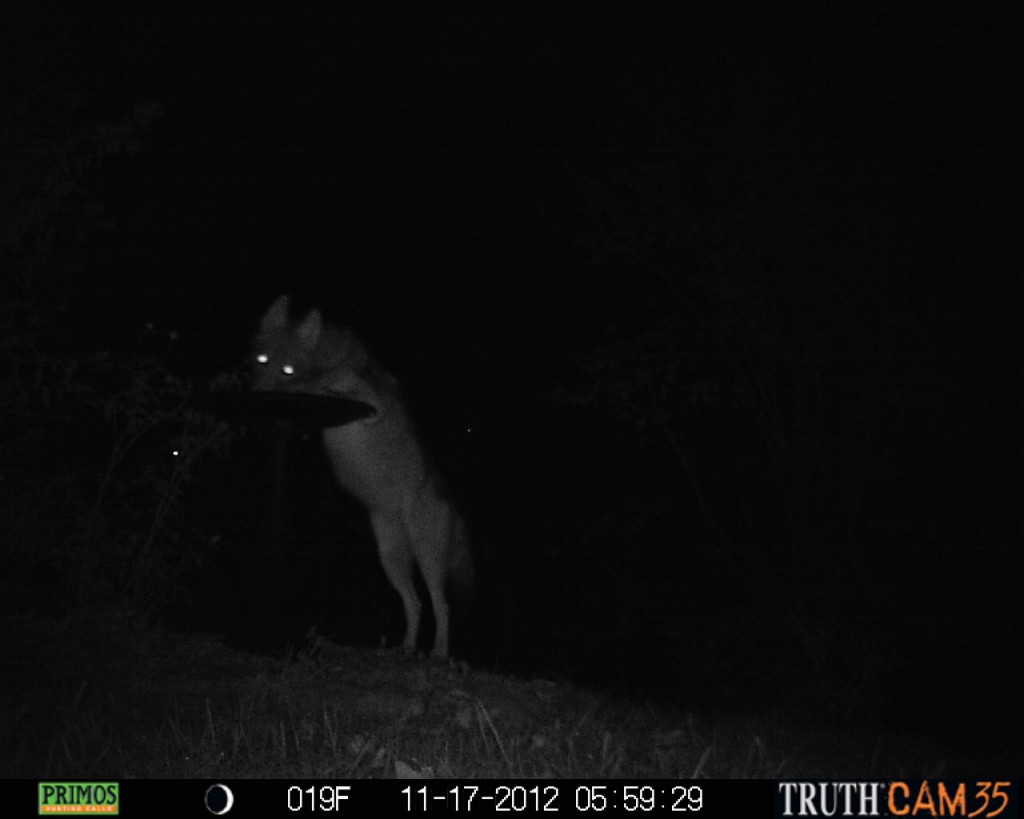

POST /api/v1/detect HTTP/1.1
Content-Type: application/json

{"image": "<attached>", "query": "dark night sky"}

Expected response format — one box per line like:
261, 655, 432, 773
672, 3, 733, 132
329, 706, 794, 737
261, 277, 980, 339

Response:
10, 12, 1005, 315
4, 7, 1020, 740
8, 8, 1014, 371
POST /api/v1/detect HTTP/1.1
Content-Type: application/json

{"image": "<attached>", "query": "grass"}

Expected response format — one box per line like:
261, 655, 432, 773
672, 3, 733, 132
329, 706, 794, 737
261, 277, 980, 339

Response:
0, 611, 1013, 779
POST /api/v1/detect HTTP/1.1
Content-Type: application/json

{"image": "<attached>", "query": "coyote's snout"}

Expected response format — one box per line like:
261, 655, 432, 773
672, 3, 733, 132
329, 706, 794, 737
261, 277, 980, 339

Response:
252, 295, 472, 659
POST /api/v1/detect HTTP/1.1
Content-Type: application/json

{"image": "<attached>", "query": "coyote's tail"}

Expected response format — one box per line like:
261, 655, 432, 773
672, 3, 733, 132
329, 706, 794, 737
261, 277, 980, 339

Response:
448, 517, 474, 598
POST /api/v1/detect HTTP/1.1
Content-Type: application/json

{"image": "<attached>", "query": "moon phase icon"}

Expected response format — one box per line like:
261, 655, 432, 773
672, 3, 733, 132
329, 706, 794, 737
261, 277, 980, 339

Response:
205, 784, 235, 814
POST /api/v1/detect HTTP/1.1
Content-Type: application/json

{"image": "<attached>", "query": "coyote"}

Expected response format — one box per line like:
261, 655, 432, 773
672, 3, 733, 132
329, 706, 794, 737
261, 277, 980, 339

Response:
252, 295, 472, 659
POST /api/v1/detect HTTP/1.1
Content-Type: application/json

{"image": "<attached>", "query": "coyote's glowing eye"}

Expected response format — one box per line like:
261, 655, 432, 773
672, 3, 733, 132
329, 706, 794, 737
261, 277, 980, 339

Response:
256, 354, 268, 365
282, 364, 295, 376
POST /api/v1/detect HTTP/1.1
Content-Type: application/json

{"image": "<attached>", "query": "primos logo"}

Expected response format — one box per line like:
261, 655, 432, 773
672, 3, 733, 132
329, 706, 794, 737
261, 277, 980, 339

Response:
38, 783, 119, 814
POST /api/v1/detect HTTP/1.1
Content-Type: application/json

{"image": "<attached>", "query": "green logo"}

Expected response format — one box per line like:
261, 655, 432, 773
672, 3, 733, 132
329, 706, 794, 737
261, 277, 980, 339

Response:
38, 783, 120, 815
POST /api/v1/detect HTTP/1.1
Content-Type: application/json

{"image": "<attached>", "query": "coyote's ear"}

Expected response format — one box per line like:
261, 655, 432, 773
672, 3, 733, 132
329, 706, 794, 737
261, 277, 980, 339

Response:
261, 295, 291, 330
295, 309, 324, 349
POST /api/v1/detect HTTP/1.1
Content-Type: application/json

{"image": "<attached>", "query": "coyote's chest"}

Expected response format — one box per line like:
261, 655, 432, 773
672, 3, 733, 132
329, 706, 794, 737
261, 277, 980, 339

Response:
321, 406, 429, 512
